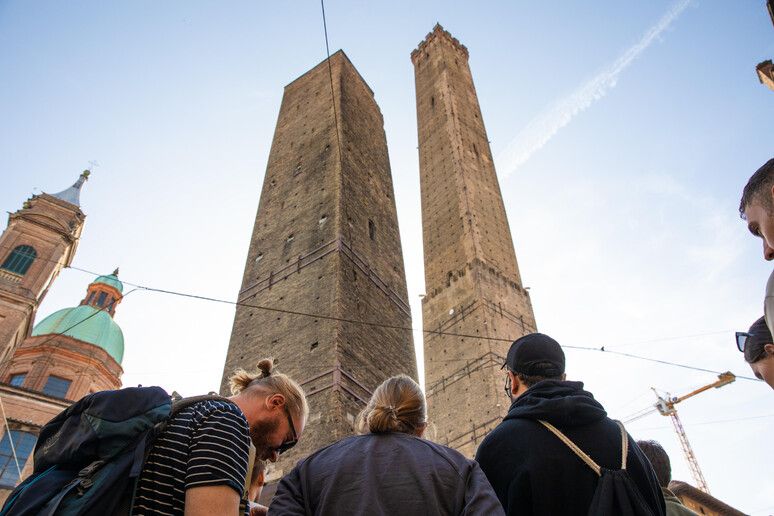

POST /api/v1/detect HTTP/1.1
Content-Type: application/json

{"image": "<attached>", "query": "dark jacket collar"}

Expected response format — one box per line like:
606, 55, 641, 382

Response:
504, 379, 608, 427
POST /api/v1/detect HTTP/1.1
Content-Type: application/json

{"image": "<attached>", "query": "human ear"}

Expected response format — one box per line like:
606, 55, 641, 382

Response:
509, 372, 520, 395
266, 393, 286, 409
764, 343, 774, 355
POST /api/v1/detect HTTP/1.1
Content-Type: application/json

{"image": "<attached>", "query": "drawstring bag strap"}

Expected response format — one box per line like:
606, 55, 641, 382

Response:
539, 419, 631, 475
615, 420, 628, 470
538, 420, 601, 476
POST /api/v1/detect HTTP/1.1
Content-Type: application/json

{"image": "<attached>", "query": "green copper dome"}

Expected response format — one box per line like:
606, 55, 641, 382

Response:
93, 272, 123, 293
32, 305, 124, 363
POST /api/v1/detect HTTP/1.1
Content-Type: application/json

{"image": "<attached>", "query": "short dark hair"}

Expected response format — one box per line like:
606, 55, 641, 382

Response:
744, 317, 773, 364
514, 365, 563, 387
636, 440, 671, 488
739, 158, 774, 218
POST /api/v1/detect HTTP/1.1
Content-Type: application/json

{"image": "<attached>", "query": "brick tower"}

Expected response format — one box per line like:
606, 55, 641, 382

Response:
0, 172, 89, 362
411, 25, 537, 457
220, 51, 416, 492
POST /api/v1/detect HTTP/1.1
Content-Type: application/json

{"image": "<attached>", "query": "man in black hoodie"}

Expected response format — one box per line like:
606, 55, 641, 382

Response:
475, 333, 665, 515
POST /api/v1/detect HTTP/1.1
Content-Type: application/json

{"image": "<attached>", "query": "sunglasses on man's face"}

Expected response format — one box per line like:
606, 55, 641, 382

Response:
275, 405, 298, 456
735, 331, 750, 353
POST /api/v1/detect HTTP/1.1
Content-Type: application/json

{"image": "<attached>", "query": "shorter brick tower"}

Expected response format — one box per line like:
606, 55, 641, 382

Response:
0, 172, 89, 361
0, 270, 125, 499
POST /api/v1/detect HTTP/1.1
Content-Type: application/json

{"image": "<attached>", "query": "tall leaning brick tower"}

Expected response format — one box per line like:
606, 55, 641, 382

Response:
220, 51, 416, 493
412, 25, 537, 458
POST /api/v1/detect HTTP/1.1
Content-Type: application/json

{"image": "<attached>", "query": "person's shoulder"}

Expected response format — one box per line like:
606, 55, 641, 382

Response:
397, 434, 482, 475
179, 398, 248, 428
478, 417, 535, 451
295, 434, 361, 466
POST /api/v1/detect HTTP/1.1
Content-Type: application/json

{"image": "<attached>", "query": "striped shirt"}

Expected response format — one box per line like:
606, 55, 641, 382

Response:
132, 399, 250, 516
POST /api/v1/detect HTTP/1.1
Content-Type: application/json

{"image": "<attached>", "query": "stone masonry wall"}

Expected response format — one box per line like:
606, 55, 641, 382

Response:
220, 51, 416, 491
413, 25, 536, 458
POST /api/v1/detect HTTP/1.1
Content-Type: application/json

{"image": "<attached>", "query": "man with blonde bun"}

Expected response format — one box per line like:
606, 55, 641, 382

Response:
132, 358, 307, 516
270, 374, 503, 515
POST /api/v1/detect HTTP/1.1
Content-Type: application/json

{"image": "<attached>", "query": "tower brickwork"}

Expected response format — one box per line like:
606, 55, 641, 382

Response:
220, 51, 416, 489
0, 173, 88, 362
412, 25, 536, 457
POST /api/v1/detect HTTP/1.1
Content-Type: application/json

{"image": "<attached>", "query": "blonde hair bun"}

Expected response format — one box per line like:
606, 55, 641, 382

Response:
257, 358, 274, 378
356, 375, 426, 435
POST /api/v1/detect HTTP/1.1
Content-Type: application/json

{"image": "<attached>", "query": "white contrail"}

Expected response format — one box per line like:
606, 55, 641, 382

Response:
497, 0, 691, 177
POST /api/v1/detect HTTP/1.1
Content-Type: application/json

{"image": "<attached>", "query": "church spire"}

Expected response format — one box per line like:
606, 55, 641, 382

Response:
50, 170, 90, 207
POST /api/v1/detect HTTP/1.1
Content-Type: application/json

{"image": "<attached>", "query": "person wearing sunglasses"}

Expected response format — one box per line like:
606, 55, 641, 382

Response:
269, 374, 504, 516
736, 316, 774, 389
133, 358, 307, 516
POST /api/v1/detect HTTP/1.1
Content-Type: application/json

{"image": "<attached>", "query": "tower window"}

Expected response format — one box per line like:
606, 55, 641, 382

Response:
368, 220, 376, 240
42, 376, 71, 399
0, 245, 36, 276
8, 374, 25, 387
0, 430, 36, 487
96, 292, 107, 307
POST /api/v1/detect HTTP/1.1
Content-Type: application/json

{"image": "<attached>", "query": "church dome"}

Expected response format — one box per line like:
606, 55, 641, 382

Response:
31, 305, 124, 363
30, 270, 126, 364
92, 272, 123, 293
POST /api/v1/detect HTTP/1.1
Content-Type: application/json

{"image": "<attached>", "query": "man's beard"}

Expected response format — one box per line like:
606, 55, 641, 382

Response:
250, 415, 281, 460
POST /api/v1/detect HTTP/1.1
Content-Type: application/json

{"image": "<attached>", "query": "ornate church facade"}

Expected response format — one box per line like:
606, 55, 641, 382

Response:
0, 173, 124, 499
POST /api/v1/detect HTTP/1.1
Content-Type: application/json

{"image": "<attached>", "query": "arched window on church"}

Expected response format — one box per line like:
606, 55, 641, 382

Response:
0, 245, 37, 276
0, 429, 36, 486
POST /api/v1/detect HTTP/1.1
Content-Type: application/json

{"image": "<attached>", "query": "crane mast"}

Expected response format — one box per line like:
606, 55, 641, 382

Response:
652, 371, 735, 494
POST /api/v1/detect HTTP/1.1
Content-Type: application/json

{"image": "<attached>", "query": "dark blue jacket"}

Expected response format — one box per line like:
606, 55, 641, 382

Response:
269, 432, 503, 516
475, 380, 665, 515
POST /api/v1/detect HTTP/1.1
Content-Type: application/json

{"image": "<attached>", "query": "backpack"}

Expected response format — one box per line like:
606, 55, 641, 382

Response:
539, 419, 657, 516
0, 386, 254, 516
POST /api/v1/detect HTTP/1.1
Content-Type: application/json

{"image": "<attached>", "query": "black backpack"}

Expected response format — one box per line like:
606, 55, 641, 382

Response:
539, 419, 657, 516
0, 386, 242, 516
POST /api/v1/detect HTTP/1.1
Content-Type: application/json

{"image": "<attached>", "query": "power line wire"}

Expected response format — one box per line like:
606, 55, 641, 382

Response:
0, 245, 761, 382
628, 413, 774, 431
320, 0, 344, 169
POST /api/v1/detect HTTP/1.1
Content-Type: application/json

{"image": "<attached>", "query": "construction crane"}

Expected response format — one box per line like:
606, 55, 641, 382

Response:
623, 371, 736, 494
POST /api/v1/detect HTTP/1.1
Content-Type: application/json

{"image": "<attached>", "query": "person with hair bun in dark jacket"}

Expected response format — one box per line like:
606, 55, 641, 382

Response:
268, 374, 503, 516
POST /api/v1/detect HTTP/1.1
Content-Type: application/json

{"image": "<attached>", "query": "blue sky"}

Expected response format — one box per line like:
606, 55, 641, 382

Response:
1, 1, 773, 512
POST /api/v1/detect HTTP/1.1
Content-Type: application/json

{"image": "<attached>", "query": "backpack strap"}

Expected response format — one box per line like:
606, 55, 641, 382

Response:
538, 420, 601, 476
170, 393, 232, 417
615, 420, 628, 470
243, 444, 257, 499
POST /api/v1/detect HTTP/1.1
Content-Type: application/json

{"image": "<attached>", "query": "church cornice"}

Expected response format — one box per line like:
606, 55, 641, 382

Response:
9, 211, 81, 243
13, 333, 123, 378
0, 382, 73, 408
